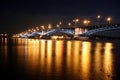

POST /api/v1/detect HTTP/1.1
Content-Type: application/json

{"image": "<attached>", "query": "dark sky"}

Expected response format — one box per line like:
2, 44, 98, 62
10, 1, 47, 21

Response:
0, 0, 120, 33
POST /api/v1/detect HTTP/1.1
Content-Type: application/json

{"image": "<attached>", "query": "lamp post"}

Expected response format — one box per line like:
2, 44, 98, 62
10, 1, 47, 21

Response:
48, 24, 52, 29
68, 22, 71, 27
41, 25, 45, 30
107, 17, 111, 24
59, 21, 62, 25
73, 19, 79, 27
97, 15, 101, 26
36, 27, 39, 31
56, 21, 62, 29
83, 20, 90, 26
56, 24, 60, 28
83, 20, 90, 32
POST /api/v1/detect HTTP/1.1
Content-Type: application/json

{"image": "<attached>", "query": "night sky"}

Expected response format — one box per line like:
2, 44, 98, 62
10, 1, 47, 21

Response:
0, 0, 120, 33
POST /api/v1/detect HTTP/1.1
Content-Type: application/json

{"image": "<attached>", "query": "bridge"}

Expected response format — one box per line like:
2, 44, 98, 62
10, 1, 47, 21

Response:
14, 24, 120, 39
80, 24, 120, 37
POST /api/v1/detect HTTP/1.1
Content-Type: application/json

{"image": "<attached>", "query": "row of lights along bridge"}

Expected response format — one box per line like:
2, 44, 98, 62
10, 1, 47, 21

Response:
19, 15, 112, 34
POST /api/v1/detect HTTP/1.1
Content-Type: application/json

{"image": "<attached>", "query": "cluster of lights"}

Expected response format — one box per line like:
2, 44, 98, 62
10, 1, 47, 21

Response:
0, 34, 8, 37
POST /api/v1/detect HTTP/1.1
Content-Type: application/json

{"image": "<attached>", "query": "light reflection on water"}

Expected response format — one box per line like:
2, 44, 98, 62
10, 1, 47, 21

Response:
0, 38, 117, 80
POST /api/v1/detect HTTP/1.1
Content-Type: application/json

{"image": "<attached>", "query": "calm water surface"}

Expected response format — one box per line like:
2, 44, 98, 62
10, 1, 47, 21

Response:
0, 38, 120, 80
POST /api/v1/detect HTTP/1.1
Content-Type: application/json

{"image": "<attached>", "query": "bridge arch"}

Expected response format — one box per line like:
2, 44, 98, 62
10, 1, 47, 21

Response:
80, 26, 120, 37
45, 29, 74, 36
41, 29, 74, 39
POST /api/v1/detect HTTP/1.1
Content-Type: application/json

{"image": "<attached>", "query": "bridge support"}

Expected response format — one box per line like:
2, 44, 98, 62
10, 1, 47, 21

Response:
74, 28, 88, 38
74, 28, 79, 37
42, 31, 45, 35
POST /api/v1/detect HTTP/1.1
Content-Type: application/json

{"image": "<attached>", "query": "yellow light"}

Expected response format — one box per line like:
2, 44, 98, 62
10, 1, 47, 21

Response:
73, 18, 79, 22
28, 29, 31, 32
83, 20, 90, 25
36, 27, 39, 30
107, 17, 111, 21
51, 36, 58, 39
58, 36, 64, 39
68, 22, 71, 26
97, 15, 101, 19
76, 19, 79, 22
34, 29, 36, 32
5, 34, 7, 36
57, 24, 60, 28
83, 20, 87, 24
59, 21, 62, 25
88, 20, 90, 23
41, 25, 45, 29
48, 24, 52, 29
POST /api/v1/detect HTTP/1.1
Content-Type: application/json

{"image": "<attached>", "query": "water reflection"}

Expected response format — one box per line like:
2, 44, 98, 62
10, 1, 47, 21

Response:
55, 40, 64, 73
0, 38, 8, 63
94, 42, 102, 74
81, 41, 91, 79
103, 43, 113, 79
0, 38, 115, 80
46, 40, 52, 73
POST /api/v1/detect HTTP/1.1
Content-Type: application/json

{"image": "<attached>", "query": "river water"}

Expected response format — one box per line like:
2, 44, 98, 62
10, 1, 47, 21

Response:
0, 38, 120, 80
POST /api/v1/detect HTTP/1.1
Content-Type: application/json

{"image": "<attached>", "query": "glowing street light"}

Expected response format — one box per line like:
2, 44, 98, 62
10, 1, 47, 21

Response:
107, 17, 111, 24
73, 18, 79, 27
97, 15, 101, 26
41, 25, 45, 30
36, 27, 39, 31
56, 24, 60, 28
83, 20, 90, 26
56, 21, 62, 28
48, 24, 52, 29
68, 22, 71, 27
59, 21, 62, 25
28, 29, 31, 32
33, 29, 36, 32
97, 15, 101, 19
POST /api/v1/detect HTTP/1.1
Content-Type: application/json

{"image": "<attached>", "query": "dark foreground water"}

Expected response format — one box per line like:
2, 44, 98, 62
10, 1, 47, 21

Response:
0, 38, 120, 80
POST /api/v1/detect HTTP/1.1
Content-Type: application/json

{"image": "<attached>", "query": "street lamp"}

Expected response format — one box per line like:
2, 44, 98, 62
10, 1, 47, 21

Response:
36, 27, 39, 31
107, 17, 111, 24
56, 24, 60, 28
56, 21, 62, 28
48, 24, 52, 29
59, 21, 62, 25
97, 15, 101, 26
83, 20, 90, 26
68, 22, 71, 27
41, 25, 45, 30
73, 18, 79, 27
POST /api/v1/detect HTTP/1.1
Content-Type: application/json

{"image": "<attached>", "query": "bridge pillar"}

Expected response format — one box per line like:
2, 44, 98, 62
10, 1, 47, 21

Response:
74, 28, 88, 37
42, 31, 45, 35
74, 28, 80, 37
